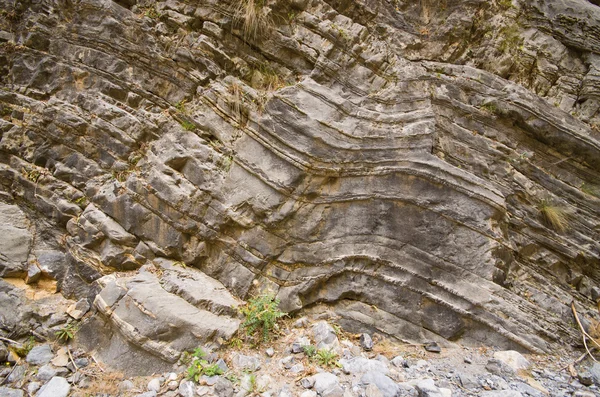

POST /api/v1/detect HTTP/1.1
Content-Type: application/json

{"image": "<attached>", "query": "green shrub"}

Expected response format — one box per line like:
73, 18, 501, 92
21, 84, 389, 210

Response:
315, 348, 340, 368
302, 345, 316, 358
239, 293, 286, 343
55, 322, 79, 342
186, 348, 223, 382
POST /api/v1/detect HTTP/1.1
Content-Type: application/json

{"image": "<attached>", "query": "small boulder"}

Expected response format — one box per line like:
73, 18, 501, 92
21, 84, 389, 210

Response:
232, 353, 261, 372
414, 379, 444, 397
589, 362, 600, 386
50, 347, 70, 367
492, 351, 530, 373
423, 342, 441, 353
178, 379, 195, 397
25, 263, 42, 284
26, 345, 53, 366
28, 382, 41, 395
360, 371, 399, 397
119, 380, 135, 392
214, 376, 234, 397
312, 321, 339, 351
36, 364, 69, 381
147, 377, 162, 392
36, 376, 70, 397
365, 384, 382, 397
292, 337, 311, 353
312, 372, 344, 397
359, 334, 373, 351
66, 298, 90, 320
339, 357, 389, 375
0, 386, 24, 397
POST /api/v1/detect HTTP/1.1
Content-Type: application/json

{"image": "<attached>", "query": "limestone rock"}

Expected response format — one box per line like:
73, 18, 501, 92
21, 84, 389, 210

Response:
0, 387, 24, 397
36, 376, 70, 397
78, 266, 240, 374
66, 298, 90, 320
0, 203, 32, 277
26, 345, 54, 366
492, 351, 531, 373
311, 372, 344, 397
360, 371, 399, 397
1, 0, 600, 361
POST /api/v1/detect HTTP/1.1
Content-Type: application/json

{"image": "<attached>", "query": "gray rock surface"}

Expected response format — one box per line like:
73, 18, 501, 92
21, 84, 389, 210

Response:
0, 0, 599, 365
26, 345, 54, 366
0, 203, 32, 277
36, 376, 70, 397
78, 263, 240, 374
0, 387, 24, 397
360, 371, 399, 397
311, 372, 344, 397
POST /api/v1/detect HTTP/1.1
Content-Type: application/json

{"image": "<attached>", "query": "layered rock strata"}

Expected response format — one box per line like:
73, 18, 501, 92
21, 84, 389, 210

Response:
1, 0, 600, 370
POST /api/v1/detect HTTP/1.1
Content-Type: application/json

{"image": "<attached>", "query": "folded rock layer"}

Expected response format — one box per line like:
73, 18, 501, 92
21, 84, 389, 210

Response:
1, 0, 600, 368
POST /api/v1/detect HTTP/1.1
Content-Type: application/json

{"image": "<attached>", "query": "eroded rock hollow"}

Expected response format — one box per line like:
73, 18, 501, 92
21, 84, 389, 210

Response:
1, 0, 600, 373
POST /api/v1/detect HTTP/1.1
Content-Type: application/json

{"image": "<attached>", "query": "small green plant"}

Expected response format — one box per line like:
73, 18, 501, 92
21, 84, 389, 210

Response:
72, 196, 88, 207
498, 24, 523, 54
112, 170, 132, 182
23, 167, 42, 183
175, 100, 188, 114
179, 119, 196, 131
479, 102, 498, 114
239, 293, 286, 343
11, 336, 35, 357
186, 348, 223, 382
228, 337, 243, 349
538, 200, 569, 232
315, 348, 340, 368
302, 345, 316, 358
220, 155, 233, 172
246, 373, 257, 393
55, 322, 79, 342
142, 6, 162, 19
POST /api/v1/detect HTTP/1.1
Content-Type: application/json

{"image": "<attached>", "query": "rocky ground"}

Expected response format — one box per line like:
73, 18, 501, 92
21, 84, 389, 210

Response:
1, 289, 600, 397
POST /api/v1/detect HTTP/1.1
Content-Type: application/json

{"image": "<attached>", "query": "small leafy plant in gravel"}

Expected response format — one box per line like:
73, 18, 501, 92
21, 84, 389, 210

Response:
186, 348, 223, 382
315, 348, 340, 368
239, 293, 286, 344
55, 321, 79, 342
302, 344, 316, 358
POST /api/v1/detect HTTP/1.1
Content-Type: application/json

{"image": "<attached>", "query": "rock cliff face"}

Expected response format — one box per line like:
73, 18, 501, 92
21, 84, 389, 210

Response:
1, 0, 600, 372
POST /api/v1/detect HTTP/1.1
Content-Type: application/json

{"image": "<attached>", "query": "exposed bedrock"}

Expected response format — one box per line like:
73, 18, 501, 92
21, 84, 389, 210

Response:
1, 0, 600, 370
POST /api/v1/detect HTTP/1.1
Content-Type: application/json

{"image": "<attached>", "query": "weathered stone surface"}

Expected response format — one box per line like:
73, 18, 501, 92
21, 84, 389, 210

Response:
0, 203, 32, 277
0, 387, 24, 397
36, 376, 70, 397
360, 371, 399, 397
0, 0, 599, 363
311, 372, 344, 397
339, 357, 389, 375
79, 264, 240, 374
492, 350, 530, 372
26, 345, 53, 366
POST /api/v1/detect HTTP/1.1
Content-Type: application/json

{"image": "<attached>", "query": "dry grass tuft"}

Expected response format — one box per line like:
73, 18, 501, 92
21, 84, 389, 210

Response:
85, 371, 125, 395
227, 82, 248, 126
538, 200, 569, 232
235, 0, 273, 42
